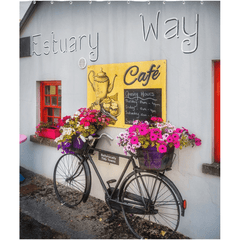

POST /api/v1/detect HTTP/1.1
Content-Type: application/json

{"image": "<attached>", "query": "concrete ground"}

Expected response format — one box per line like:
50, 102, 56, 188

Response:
20, 167, 190, 239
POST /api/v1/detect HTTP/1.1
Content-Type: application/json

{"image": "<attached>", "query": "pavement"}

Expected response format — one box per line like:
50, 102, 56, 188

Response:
20, 167, 190, 239
20, 167, 134, 239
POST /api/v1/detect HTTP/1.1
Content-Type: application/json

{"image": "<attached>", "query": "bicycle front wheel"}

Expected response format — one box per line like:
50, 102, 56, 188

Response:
53, 153, 89, 208
120, 173, 180, 239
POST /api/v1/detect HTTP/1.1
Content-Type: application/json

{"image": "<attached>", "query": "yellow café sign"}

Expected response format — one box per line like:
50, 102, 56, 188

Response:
87, 60, 166, 129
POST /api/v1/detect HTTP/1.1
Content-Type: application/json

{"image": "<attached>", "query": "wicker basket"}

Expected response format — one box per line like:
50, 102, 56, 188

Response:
137, 146, 175, 171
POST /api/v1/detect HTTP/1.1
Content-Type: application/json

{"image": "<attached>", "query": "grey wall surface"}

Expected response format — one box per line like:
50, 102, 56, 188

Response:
20, 1, 220, 238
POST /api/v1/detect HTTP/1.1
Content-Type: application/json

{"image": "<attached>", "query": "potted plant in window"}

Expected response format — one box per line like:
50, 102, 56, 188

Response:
55, 107, 116, 154
35, 122, 61, 140
117, 117, 202, 171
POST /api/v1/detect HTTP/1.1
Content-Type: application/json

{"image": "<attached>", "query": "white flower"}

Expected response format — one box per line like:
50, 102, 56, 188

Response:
119, 132, 125, 137
55, 135, 63, 142
168, 129, 173, 133
144, 121, 150, 125
162, 133, 169, 140
133, 120, 139, 125
75, 111, 80, 116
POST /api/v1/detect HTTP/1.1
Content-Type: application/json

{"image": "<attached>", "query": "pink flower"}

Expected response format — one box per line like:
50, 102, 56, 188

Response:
157, 117, 163, 122
138, 126, 148, 135
151, 117, 157, 121
150, 134, 158, 141
158, 145, 167, 153
195, 138, 202, 146
84, 122, 90, 127
150, 128, 160, 134
158, 132, 162, 139
167, 135, 173, 143
130, 136, 139, 144
176, 128, 183, 133
158, 140, 166, 145
129, 125, 137, 133
151, 116, 163, 122
188, 134, 196, 140
174, 141, 180, 148
172, 133, 179, 141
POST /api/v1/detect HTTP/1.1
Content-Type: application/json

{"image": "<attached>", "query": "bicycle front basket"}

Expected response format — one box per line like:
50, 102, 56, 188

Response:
70, 134, 85, 153
137, 146, 175, 171
71, 133, 99, 154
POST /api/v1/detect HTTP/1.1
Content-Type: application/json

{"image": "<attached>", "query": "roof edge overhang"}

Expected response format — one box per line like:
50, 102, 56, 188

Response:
20, 1, 41, 33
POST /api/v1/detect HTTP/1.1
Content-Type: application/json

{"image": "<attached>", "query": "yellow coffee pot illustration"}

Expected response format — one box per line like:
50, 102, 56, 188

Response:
88, 68, 117, 104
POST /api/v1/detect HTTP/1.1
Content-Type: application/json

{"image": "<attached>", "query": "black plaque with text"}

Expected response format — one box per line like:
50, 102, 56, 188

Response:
98, 151, 119, 165
124, 88, 162, 125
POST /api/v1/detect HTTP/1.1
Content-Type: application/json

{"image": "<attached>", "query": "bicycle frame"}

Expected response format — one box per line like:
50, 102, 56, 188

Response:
75, 144, 185, 217
87, 147, 134, 199
85, 149, 154, 215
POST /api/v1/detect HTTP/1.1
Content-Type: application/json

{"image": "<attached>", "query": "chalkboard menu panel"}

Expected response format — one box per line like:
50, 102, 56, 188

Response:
124, 88, 162, 125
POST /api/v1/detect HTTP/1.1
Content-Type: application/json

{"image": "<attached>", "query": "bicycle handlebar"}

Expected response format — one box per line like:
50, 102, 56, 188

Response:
94, 133, 114, 141
81, 132, 114, 143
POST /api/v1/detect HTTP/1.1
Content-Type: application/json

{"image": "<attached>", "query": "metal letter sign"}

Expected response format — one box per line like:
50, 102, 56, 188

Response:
87, 60, 166, 129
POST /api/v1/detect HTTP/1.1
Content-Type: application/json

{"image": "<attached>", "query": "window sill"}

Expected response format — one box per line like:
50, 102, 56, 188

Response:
202, 162, 220, 177
30, 135, 58, 148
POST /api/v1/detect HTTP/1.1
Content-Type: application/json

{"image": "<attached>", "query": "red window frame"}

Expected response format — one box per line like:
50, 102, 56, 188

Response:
40, 81, 61, 123
214, 61, 220, 163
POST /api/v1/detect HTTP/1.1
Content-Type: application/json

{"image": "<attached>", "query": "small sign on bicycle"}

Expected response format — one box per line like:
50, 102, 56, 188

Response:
98, 151, 119, 165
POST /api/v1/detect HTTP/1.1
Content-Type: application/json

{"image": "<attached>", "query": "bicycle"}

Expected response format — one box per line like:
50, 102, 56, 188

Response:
53, 132, 187, 239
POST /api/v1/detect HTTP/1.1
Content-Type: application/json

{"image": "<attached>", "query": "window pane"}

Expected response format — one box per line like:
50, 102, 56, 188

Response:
48, 117, 53, 123
52, 96, 57, 106
54, 108, 60, 117
50, 86, 56, 95
45, 96, 50, 105
45, 86, 50, 95
58, 96, 61, 106
54, 118, 58, 124
48, 108, 53, 116
58, 85, 61, 95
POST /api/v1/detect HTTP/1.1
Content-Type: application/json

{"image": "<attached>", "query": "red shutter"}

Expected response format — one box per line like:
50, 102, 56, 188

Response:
214, 61, 220, 163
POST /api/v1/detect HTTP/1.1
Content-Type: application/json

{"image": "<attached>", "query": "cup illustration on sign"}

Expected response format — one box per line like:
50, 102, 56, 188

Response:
88, 68, 121, 118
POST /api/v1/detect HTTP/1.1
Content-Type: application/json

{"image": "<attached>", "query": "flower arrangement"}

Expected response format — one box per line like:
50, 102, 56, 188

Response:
35, 121, 60, 138
117, 117, 201, 155
55, 107, 115, 154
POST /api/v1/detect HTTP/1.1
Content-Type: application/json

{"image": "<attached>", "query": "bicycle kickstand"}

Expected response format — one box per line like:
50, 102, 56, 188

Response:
105, 199, 117, 223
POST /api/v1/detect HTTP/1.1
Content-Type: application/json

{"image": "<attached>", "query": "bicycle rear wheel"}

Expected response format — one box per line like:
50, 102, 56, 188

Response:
53, 153, 89, 208
120, 172, 180, 239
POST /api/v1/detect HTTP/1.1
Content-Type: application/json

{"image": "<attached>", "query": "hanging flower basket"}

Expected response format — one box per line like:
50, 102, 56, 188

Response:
55, 108, 116, 154
137, 146, 175, 171
117, 116, 202, 171
70, 133, 99, 154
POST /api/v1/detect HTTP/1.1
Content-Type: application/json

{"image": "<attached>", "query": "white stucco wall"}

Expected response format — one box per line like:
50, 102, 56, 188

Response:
20, 1, 220, 238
